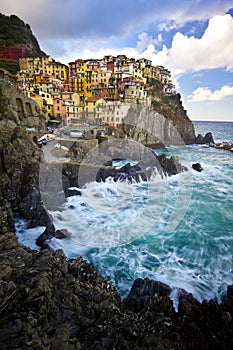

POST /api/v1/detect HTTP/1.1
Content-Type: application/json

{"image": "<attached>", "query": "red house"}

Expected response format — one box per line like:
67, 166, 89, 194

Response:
0, 46, 28, 61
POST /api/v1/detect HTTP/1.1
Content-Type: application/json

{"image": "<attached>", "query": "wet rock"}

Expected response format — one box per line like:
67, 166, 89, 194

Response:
210, 141, 233, 152
192, 163, 203, 172
36, 222, 56, 249
195, 132, 214, 144
157, 154, 187, 176
65, 188, 82, 197
123, 278, 172, 313
54, 229, 72, 239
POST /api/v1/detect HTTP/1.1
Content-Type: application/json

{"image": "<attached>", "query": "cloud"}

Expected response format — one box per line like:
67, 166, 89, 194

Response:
144, 14, 233, 76
157, 20, 182, 32
187, 85, 233, 102
0, 0, 231, 42
135, 32, 163, 53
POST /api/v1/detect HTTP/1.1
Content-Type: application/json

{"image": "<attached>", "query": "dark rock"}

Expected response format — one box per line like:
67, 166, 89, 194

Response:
0, 195, 14, 234
1, 234, 233, 349
157, 154, 186, 176
54, 229, 72, 239
36, 222, 56, 249
195, 132, 214, 144
65, 188, 81, 197
195, 134, 204, 144
18, 189, 51, 228
192, 163, 203, 172
123, 277, 172, 313
96, 162, 143, 183
203, 132, 214, 144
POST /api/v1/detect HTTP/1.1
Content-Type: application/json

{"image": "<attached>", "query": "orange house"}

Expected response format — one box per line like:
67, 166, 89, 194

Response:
53, 97, 66, 121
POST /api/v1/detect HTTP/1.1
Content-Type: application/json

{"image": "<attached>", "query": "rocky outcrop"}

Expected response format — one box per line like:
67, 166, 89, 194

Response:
1, 233, 233, 350
210, 141, 233, 152
195, 132, 214, 144
121, 104, 196, 147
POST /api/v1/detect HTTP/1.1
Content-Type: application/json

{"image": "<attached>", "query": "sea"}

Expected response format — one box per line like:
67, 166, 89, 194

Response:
15, 120, 233, 306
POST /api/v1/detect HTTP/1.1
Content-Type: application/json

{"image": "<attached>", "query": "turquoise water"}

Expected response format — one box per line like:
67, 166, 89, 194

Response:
16, 121, 233, 303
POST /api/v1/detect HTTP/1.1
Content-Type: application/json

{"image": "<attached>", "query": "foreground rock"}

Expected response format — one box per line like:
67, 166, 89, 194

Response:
1, 233, 233, 350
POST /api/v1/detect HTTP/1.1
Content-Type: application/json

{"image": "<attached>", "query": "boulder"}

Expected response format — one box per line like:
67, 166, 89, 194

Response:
192, 163, 203, 172
122, 277, 172, 313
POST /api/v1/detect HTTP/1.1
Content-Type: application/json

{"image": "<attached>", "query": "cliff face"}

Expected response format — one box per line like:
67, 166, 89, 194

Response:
0, 74, 48, 233
121, 99, 196, 147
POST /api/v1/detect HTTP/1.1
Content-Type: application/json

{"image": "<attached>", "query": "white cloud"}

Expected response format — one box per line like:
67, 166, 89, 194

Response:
187, 85, 233, 102
135, 32, 163, 53
154, 14, 233, 76
157, 20, 181, 32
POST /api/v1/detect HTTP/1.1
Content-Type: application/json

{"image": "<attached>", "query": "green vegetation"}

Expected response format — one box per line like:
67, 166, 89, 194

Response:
148, 78, 163, 91
0, 13, 45, 57
0, 59, 19, 74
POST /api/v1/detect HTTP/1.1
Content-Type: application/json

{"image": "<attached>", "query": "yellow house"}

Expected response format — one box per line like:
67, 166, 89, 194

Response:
39, 91, 54, 118
132, 65, 143, 80
73, 60, 92, 97
83, 97, 106, 122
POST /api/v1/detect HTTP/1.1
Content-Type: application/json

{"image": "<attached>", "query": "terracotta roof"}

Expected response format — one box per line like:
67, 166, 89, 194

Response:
85, 97, 100, 102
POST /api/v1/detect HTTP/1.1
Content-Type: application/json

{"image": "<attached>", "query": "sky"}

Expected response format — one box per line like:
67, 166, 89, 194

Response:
1, 0, 233, 121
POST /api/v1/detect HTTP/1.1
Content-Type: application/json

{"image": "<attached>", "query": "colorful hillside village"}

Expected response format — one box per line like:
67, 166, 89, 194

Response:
16, 54, 176, 128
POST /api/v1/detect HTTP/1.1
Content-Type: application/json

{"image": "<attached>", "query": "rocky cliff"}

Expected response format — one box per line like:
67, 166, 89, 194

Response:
120, 98, 196, 147
0, 74, 48, 233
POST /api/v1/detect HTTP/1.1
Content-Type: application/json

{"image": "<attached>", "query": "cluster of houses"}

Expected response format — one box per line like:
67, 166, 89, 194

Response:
17, 54, 176, 128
